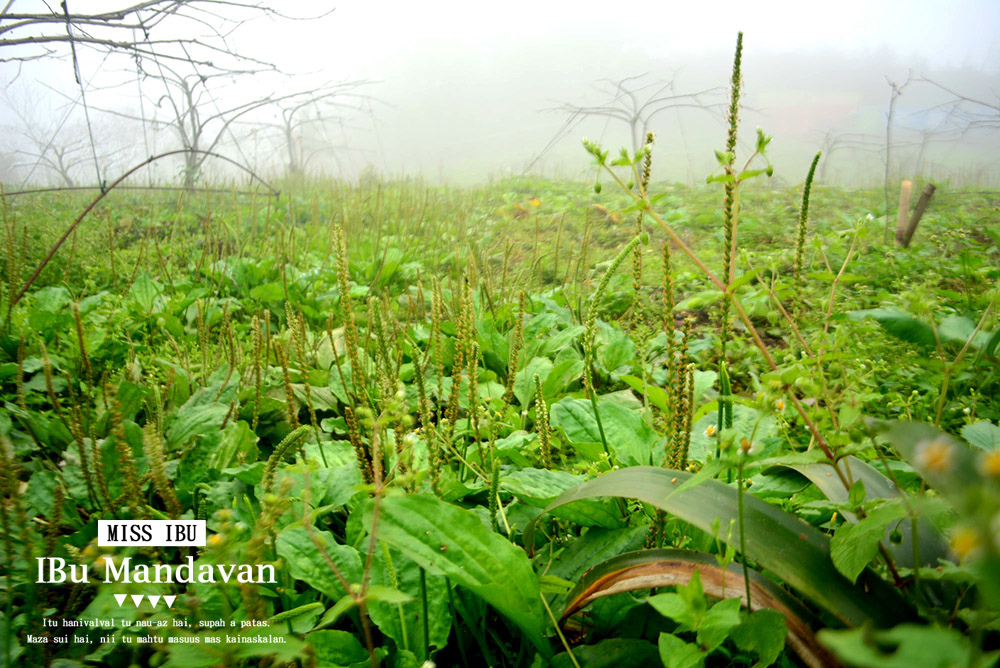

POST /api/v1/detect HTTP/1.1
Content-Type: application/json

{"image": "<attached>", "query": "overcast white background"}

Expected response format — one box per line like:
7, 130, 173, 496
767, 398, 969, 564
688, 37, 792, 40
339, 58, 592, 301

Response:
2, 0, 999, 185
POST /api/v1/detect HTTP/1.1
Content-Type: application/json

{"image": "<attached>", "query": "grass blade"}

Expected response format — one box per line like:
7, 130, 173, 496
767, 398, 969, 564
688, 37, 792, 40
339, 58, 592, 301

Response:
525, 466, 912, 628
562, 548, 836, 668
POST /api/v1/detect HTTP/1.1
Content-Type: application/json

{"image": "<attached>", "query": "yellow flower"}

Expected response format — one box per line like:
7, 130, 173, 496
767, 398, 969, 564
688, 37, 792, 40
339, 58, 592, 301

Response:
704, 424, 717, 438
949, 526, 981, 562
775, 398, 785, 411
980, 450, 1000, 478
915, 438, 954, 474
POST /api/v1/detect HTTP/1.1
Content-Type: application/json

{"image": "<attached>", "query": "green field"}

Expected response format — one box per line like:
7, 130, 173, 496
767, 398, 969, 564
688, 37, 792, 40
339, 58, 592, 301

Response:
3, 33, 1000, 666
2, 163, 999, 667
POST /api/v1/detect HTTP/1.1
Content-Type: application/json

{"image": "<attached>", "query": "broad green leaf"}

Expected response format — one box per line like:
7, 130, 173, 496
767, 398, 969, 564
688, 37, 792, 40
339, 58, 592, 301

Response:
477, 319, 508, 375
250, 282, 285, 302
553, 638, 659, 668
974, 327, 1000, 362
728, 267, 763, 293
848, 479, 866, 508
270, 462, 362, 515
688, 405, 775, 464
31, 285, 71, 313
675, 290, 723, 311
692, 370, 718, 404
166, 403, 229, 449
937, 314, 977, 345
768, 455, 953, 573
818, 624, 998, 668
544, 525, 647, 587
849, 309, 936, 347
501, 468, 620, 527
209, 420, 259, 471
292, 384, 339, 411
525, 467, 911, 628
961, 420, 1000, 451
598, 331, 635, 372
541, 325, 585, 355
366, 543, 451, 656
698, 597, 741, 652
731, 609, 787, 668
304, 630, 369, 668
649, 592, 695, 627
543, 358, 584, 397
129, 271, 161, 315
514, 357, 554, 407
29, 286, 71, 331
366, 493, 549, 656
277, 526, 362, 600
114, 381, 146, 423
499, 467, 580, 500
830, 500, 907, 583
620, 374, 670, 412
25, 469, 60, 516
550, 397, 657, 466
328, 361, 357, 405
658, 632, 705, 668
493, 431, 536, 466
806, 272, 866, 285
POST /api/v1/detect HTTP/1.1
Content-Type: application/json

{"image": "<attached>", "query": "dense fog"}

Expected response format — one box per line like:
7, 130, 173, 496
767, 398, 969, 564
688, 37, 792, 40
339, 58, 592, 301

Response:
2, 1, 998, 188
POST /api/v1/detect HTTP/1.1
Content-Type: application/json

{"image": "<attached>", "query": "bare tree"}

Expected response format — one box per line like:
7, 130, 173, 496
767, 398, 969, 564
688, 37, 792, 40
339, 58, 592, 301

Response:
2, 1, 338, 188
76, 60, 374, 188
916, 76, 1000, 135
529, 73, 723, 171
0, 1, 294, 74
11, 129, 86, 186
813, 129, 884, 183
147, 62, 274, 188
267, 81, 379, 176
1, 86, 136, 186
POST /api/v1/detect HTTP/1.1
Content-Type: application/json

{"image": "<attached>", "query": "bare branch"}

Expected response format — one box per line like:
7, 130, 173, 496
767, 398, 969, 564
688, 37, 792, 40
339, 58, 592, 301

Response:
533, 73, 724, 169
0, 0, 282, 76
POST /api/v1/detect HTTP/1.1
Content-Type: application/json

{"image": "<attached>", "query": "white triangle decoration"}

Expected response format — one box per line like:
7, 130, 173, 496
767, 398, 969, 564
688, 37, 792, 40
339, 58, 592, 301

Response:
131, 594, 144, 607
163, 595, 176, 609
148, 595, 161, 608
114, 594, 127, 607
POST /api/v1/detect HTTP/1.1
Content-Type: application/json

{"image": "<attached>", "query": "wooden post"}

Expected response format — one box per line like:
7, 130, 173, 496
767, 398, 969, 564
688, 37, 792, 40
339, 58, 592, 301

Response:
894, 180, 912, 246
899, 183, 936, 248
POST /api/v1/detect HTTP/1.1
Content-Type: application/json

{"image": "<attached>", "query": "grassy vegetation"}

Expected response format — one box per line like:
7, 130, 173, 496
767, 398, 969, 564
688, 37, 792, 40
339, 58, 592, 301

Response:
2, 36, 1000, 668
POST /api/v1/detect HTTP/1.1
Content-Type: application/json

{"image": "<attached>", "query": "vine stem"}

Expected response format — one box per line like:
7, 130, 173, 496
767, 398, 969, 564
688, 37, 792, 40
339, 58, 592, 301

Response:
934, 299, 995, 426
602, 165, 849, 490
737, 457, 752, 608
541, 592, 581, 668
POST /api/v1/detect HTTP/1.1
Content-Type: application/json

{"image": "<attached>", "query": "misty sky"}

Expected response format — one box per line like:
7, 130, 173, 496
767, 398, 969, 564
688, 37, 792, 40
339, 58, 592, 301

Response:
274, 0, 1000, 76
3, 0, 999, 185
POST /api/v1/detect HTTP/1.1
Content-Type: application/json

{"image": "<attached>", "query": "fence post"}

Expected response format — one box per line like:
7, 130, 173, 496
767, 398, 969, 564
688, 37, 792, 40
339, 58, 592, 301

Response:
894, 180, 912, 246
899, 183, 936, 248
